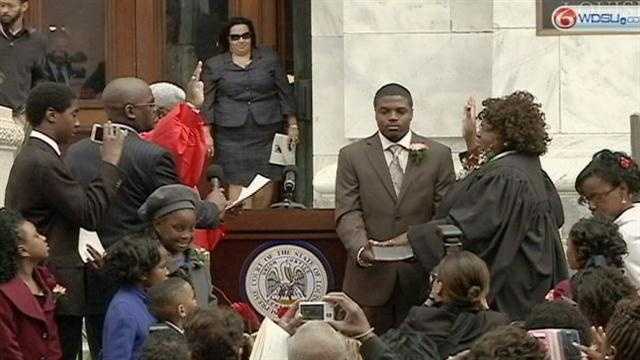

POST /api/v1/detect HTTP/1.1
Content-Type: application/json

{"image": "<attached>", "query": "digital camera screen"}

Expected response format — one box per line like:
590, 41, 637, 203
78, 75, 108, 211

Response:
300, 304, 325, 320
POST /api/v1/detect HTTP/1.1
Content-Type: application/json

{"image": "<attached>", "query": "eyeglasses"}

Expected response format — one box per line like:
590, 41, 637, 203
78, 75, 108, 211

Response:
132, 102, 156, 109
578, 187, 617, 207
229, 32, 251, 41
429, 272, 439, 287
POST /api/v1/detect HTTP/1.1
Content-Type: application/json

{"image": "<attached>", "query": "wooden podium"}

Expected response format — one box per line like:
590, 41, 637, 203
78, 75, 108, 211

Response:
212, 209, 346, 304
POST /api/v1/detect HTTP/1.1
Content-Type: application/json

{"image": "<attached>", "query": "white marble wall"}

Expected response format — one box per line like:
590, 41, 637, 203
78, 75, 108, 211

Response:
0, 106, 24, 206
311, 0, 640, 232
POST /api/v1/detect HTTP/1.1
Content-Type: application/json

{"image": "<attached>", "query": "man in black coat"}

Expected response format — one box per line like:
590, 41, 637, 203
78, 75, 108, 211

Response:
65, 77, 227, 248
64, 77, 227, 359
5, 82, 127, 360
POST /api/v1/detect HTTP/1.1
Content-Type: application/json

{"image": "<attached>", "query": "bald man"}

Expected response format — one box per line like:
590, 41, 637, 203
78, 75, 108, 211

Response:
67, 77, 226, 248
63, 78, 227, 356
288, 321, 350, 360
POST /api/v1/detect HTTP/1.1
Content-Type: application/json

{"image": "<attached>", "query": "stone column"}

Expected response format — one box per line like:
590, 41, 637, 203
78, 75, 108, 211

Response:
0, 106, 25, 206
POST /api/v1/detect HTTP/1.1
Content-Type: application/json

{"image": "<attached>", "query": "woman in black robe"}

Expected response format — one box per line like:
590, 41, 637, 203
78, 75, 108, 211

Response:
376, 91, 569, 321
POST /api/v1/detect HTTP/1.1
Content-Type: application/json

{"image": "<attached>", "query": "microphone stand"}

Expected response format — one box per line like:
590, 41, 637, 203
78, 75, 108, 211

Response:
270, 190, 306, 209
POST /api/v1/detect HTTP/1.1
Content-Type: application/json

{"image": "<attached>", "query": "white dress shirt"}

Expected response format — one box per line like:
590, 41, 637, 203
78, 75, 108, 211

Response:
378, 131, 412, 173
616, 203, 640, 286
30, 130, 61, 156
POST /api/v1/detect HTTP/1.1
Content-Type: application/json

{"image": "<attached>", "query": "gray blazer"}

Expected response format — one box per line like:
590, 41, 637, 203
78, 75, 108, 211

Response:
335, 133, 456, 307
201, 47, 295, 127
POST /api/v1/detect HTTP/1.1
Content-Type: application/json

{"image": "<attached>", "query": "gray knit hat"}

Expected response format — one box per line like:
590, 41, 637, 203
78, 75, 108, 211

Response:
138, 184, 199, 221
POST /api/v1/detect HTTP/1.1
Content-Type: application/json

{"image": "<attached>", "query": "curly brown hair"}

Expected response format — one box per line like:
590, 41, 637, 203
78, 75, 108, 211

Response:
569, 216, 627, 269
185, 307, 245, 360
463, 325, 546, 360
571, 266, 637, 328
477, 91, 550, 156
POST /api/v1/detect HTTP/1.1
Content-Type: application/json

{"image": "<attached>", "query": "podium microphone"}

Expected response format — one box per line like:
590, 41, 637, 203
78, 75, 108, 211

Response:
271, 165, 306, 209
206, 165, 224, 190
283, 165, 297, 194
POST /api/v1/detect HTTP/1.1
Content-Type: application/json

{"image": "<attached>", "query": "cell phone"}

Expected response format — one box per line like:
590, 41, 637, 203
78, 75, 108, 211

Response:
90, 123, 104, 144
299, 301, 334, 321
528, 328, 582, 360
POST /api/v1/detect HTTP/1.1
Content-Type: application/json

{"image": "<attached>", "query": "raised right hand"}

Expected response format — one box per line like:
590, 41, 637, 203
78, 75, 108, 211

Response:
462, 96, 479, 150
185, 61, 204, 108
100, 122, 127, 166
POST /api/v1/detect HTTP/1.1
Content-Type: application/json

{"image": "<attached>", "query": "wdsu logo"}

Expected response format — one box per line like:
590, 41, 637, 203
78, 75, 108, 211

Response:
552, 6, 640, 32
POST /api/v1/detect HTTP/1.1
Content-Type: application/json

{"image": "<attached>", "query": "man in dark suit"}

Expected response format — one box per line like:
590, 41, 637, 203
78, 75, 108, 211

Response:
5, 82, 127, 360
65, 77, 227, 249
335, 83, 456, 333
63, 77, 226, 358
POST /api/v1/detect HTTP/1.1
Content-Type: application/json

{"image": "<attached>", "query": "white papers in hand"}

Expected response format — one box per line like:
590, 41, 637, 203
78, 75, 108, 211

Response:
78, 228, 106, 263
371, 244, 414, 261
227, 174, 271, 209
269, 133, 295, 166
249, 317, 290, 360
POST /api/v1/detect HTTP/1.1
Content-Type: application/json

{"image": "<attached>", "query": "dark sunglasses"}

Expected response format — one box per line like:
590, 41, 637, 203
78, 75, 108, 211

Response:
229, 32, 252, 41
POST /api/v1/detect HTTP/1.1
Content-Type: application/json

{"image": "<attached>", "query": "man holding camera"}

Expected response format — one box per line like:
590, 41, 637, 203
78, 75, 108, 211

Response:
5, 82, 127, 360
65, 70, 227, 249
334, 83, 455, 333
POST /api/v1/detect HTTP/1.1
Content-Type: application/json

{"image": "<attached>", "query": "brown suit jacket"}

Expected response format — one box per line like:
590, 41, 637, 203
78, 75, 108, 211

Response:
335, 132, 455, 306
5, 138, 123, 315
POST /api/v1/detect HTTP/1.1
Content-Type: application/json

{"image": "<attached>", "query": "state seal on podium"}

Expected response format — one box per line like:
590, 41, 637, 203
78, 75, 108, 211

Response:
240, 241, 334, 319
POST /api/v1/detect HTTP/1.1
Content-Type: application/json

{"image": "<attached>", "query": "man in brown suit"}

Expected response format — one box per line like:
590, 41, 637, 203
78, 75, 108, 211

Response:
5, 82, 126, 360
335, 83, 455, 333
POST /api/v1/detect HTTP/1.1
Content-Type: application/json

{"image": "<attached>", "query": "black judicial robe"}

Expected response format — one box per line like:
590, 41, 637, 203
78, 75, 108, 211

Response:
408, 152, 569, 320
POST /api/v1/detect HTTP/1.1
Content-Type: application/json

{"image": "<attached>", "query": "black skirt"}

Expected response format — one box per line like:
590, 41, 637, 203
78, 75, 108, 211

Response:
214, 114, 284, 186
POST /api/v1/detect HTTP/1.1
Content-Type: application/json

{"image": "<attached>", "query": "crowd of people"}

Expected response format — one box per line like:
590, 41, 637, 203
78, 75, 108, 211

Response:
0, 2, 640, 359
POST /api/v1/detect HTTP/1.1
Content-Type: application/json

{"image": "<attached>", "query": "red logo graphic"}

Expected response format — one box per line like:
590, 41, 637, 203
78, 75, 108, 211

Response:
552, 7, 577, 29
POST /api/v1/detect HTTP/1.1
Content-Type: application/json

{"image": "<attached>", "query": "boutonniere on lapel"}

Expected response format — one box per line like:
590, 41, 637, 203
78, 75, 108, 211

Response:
408, 142, 429, 164
52, 284, 67, 302
187, 247, 209, 269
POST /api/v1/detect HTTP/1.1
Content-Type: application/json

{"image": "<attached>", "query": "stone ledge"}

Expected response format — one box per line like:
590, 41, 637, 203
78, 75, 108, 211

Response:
0, 107, 24, 149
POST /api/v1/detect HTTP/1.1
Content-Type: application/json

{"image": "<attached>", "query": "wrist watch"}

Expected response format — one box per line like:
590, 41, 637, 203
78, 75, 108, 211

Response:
356, 247, 373, 268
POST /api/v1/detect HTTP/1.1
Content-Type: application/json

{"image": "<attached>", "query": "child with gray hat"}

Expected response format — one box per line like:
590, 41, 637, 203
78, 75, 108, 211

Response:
138, 184, 216, 307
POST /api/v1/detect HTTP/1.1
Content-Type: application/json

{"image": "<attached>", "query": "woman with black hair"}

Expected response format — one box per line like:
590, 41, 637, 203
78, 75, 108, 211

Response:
0, 208, 63, 360
101, 234, 169, 360
547, 217, 628, 302
575, 150, 640, 285
202, 16, 298, 208
571, 266, 637, 328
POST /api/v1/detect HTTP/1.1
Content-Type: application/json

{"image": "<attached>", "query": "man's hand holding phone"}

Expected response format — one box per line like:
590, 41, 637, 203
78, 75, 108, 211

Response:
95, 122, 127, 166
